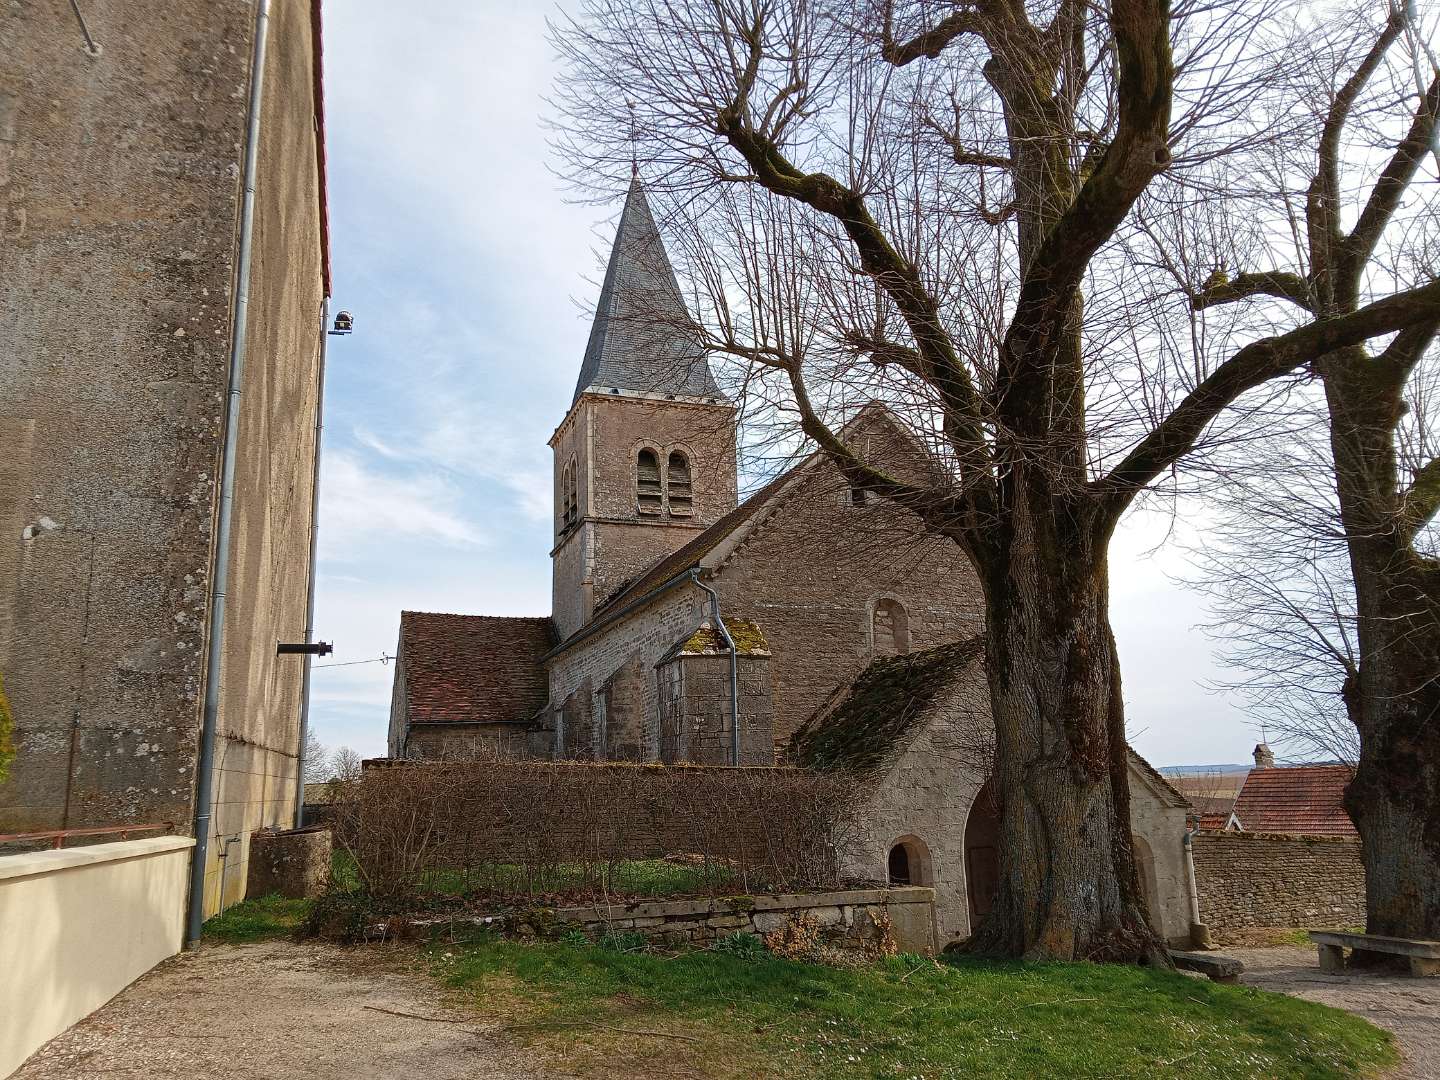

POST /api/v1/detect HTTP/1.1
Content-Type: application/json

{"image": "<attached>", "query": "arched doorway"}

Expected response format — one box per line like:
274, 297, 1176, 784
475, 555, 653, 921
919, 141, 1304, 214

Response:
964, 779, 1000, 926
1131, 833, 1160, 932
886, 835, 931, 887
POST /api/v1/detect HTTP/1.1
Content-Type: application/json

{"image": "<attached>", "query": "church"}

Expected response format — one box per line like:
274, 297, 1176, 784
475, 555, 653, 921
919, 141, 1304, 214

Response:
385, 179, 1197, 946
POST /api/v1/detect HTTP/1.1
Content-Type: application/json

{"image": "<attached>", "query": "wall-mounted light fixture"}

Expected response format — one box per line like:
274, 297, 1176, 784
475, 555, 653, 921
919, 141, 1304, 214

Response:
328, 310, 353, 336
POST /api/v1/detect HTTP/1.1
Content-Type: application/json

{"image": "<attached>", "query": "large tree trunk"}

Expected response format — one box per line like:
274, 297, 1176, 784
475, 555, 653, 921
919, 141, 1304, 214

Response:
966, 508, 1165, 962
1323, 347, 1440, 942
1340, 555, 1440, 942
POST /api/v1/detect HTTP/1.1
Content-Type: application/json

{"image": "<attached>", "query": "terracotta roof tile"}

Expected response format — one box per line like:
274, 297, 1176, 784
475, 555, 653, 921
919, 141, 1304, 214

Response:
400, 611, 556, 725
1233, 764, 1356, 837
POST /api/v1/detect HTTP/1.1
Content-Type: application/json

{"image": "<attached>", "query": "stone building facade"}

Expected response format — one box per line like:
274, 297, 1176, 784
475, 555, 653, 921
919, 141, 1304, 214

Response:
386, 178, 1201, 945
0, 0, 329, 917
790, 640, 1197, 945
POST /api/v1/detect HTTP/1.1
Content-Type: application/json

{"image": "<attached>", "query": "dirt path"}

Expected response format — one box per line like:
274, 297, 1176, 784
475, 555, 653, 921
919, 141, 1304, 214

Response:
13, 940, 563, 1080
1229, 946, 1440, 1079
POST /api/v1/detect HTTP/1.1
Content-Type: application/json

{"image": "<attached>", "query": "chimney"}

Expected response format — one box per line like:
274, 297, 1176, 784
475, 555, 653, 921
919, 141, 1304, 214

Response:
1253, 743, 1275, 769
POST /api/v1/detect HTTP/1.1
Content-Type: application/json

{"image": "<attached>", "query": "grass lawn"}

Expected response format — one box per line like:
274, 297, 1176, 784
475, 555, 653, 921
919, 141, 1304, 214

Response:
436, 935, 1397, 1080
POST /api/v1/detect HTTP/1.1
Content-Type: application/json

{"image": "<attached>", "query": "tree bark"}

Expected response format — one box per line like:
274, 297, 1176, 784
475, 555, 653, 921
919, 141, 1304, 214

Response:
965, 483, 1164, 961
1324, 349, 1440, 942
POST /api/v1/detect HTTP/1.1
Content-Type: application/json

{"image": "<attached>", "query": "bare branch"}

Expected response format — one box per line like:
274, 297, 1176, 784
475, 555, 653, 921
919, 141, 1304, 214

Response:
1400, 455, 1440, 539
879, 4, 987, 66
1189, 269, 1313, 312
1096, 278, 1440, 514
1342, 72, 1440, 276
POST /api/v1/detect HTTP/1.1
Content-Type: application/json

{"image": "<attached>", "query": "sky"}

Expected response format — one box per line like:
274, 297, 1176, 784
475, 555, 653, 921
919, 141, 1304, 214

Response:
310, 0, 1261, 769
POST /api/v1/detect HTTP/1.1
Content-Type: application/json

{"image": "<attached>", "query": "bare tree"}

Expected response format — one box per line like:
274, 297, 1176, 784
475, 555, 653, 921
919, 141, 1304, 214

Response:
304, 732, 332, 785
1182, 402, 1365, 765
331, 746, 364, 784
551, 0, 1440, 960
1183, 1, 1440, 940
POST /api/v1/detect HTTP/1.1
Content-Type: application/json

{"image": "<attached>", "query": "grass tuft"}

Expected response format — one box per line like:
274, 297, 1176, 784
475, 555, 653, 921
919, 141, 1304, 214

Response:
203, 893, 313, 942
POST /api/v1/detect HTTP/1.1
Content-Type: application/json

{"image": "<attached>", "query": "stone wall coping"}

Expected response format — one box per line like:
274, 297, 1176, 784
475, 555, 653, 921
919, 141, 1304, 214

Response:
0, 836, 194, 884
1194, 830, 1361, 845
554, 886, 935, 923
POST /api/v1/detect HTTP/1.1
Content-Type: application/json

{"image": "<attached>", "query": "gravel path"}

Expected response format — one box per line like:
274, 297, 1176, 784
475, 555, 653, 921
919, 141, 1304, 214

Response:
1229, 945, 1440, 1079
13, 940, 561, 1080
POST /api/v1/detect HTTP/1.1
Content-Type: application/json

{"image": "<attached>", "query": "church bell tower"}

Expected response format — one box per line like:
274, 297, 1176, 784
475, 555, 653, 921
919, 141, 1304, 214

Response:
549, 178, 738, 640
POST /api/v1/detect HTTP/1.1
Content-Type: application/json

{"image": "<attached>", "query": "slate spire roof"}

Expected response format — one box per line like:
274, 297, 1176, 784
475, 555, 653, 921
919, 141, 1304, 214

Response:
573, 176, 722, 403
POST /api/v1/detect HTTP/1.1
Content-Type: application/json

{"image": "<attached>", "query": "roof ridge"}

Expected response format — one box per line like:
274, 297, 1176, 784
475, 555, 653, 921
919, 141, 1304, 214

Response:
402, 611, 553, 622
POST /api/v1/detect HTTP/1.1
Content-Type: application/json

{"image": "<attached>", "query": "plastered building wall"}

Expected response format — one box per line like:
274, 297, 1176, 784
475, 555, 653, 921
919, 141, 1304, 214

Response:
200, 0, 325, 915
0, 1, 256, 835
0, 836, 193, 1079
0, 0, 324, 918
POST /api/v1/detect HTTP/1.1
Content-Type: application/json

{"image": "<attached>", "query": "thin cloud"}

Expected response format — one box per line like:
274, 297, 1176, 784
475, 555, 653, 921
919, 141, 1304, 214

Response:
319, 451, 487, 558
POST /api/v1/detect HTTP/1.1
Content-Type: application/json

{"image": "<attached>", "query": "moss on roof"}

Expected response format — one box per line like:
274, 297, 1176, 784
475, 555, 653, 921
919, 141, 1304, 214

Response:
679, 619, 769, 655
790, 637, 985, 774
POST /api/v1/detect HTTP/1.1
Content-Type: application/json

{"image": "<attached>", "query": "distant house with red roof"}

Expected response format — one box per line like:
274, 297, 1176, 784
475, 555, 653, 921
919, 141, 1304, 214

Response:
1230, 744, 1356, 838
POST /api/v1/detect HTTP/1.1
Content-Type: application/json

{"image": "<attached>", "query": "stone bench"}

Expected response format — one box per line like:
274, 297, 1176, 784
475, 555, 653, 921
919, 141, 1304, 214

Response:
1310, 930, 1440, 978
1169, 950, 1243, 983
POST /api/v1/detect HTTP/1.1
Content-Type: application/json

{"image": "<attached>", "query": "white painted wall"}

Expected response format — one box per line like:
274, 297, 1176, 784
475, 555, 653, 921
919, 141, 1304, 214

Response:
0, 836, 193, 1078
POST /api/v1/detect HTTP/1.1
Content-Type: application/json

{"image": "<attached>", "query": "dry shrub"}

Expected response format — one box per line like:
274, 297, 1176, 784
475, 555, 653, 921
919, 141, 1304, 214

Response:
764, 912, 822, 960
329, 759, 862, 905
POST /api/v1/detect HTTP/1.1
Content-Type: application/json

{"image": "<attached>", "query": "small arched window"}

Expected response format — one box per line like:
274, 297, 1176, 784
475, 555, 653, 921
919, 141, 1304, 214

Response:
888, 835, 931, 887
887, 844, 912, 885
561, 458, 578, 530
667, 451, 692, 517
872, 598, 910, 657
636, 448, 663, 514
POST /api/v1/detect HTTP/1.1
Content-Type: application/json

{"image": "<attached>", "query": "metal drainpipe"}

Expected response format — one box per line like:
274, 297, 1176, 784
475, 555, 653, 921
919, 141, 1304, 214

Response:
293, 297, 330, 828
692, 573, 740, 766
1182, 825, 1205, 944
185, 0, 271, 949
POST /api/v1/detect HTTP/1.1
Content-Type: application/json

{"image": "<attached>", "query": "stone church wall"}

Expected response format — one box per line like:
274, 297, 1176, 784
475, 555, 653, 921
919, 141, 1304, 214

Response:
1192, 830, 1366, 932
547, 586, 707, 759
713, 469, 984, 747
657, 652, 774, 766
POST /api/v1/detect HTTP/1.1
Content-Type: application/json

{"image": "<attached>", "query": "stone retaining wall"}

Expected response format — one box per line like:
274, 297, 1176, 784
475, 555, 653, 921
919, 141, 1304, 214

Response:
1192, 831, 1365, 931
548, 886, 938, 954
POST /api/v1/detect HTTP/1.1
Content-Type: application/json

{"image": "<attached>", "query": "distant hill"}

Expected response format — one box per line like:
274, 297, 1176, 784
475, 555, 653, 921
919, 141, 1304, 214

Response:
1158, 763, 1251, 776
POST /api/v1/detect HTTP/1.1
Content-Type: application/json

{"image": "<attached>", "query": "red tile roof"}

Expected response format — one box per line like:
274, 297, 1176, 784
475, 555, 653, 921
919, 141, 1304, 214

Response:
400, 612, 556, 725
1233, 764, 1357, 837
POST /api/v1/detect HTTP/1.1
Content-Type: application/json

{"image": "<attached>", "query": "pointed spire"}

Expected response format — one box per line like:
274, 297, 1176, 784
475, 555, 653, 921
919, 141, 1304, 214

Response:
572, 177, 722, 403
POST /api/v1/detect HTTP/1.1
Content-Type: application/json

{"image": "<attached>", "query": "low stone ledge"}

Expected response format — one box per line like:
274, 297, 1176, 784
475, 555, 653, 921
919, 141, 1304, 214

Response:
550, 886, 937, 954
